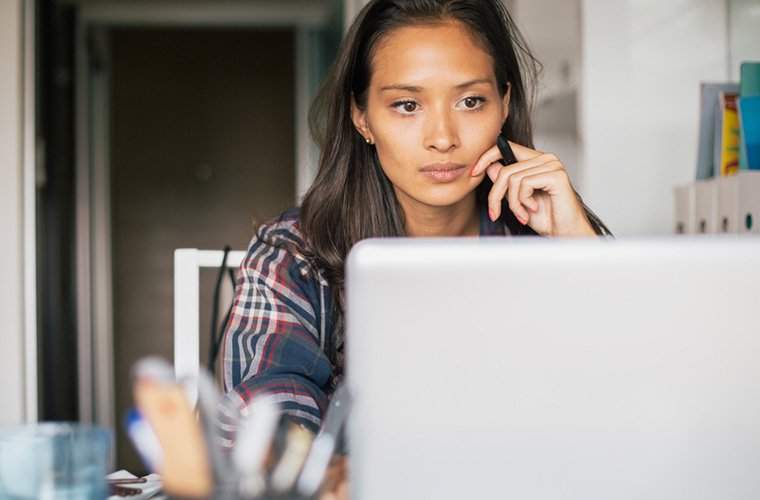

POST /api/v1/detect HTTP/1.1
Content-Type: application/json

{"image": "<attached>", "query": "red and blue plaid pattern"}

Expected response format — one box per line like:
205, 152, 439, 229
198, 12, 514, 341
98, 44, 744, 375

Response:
222, 208, 333, 432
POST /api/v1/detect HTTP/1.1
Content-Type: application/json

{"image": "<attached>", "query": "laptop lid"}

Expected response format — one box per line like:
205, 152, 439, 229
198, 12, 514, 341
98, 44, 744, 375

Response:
346, 237, 760, 500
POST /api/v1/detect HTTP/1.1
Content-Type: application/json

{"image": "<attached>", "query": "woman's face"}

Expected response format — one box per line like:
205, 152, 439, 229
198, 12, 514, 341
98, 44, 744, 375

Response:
352, 20, 510, 210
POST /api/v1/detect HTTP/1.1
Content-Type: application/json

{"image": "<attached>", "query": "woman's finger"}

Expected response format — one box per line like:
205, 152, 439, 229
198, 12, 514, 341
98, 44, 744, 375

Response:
487, 163, 547, 221
471, 142, 551, 178
515, 170, 572, 222
486, 153, 559, 182
334, 481, 349, 500
511, 161, 563, 211
471, 140, 541, 177
504, 163, 563, 222
470, 144, 504, 177
519, 179, 539, 212
484, 161, 504, 182
318, 456, 347, 499
486, 157, 562, 220
487, 163, 535, 221
487, 165, 515, 220
507, 140, 544, 162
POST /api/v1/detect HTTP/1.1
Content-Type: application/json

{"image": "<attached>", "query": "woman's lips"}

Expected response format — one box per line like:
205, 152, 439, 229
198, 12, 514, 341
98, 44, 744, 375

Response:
419, 163, 467, 183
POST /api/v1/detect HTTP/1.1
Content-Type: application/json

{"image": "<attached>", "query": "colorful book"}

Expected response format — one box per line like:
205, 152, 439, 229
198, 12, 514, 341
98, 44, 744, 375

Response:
717, 92, 740, 176
738, 96, 760, 170
696, 83, 739, 179
738, 62, 760, 169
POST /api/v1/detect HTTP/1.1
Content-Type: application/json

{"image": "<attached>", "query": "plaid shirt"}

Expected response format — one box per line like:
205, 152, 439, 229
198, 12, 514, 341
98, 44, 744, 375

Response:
221, 205, 532, 432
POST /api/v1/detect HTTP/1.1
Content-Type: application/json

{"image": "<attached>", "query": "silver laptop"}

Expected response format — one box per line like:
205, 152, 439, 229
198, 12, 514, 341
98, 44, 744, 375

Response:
345, 236, 760, 500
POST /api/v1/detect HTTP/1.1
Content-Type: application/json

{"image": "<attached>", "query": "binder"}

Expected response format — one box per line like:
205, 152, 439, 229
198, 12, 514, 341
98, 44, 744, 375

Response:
673, 184, 695, 234
717, 175, 740, 233
737, 171, 760, 234
694, 179, 718, 234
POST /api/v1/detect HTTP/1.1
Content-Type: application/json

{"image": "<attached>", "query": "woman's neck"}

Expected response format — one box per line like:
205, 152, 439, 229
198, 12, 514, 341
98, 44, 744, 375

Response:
397, 190, 480, 237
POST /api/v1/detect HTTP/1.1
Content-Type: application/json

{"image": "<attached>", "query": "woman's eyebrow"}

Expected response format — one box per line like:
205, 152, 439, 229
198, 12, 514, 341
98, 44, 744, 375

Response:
379, 78, 492, 93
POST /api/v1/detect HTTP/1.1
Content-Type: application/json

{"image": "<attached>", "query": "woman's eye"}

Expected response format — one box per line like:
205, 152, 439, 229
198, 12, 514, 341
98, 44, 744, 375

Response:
392, 100, 419, 114
459, 96, 486, 110
392, 96, 485, 115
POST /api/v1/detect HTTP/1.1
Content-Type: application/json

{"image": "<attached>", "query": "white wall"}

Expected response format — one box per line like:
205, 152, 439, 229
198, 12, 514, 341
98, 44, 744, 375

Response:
344, 0, 369, 31
580, 0, 730, 235
512, 0, 582, 185
513, 0, 581, 104
0, 0, 26, 424
728, 0, 760, 81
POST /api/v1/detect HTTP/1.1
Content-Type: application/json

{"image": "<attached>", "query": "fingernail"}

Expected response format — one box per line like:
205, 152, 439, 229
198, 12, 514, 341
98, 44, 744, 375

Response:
489, 208, 496, 221
517, 214, 528, 225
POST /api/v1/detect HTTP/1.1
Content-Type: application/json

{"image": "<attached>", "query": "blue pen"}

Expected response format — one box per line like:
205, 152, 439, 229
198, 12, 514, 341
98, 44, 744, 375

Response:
125, 408, 163, 473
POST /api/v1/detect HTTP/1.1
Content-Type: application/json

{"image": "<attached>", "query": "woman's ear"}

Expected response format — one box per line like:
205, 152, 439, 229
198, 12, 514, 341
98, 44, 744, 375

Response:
350, 95, 374, 144
501, 83, 512, 124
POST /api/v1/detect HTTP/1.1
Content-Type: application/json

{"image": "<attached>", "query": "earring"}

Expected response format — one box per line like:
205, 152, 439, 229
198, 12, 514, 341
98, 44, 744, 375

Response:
365, 137, 372, 144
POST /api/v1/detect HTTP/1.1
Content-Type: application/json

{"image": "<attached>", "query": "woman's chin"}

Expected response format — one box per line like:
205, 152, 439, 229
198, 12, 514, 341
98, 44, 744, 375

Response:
414, 181, 479, 208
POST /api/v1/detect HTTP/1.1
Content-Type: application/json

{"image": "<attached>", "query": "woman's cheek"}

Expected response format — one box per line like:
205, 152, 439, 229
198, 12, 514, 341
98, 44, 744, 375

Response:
379, 129, 419, 169
463, 125, 499, 161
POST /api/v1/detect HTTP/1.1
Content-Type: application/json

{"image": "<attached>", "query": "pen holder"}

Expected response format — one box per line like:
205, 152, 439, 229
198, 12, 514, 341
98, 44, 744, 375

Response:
129, 357, 350, 500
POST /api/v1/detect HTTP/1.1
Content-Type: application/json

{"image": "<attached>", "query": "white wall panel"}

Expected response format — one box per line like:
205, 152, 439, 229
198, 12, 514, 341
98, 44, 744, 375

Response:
0, 0, 26, 424
581, 0, 728, 235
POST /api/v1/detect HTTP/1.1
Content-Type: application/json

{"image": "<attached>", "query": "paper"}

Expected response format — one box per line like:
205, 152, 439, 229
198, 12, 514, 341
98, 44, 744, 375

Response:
106, 469, 164, 500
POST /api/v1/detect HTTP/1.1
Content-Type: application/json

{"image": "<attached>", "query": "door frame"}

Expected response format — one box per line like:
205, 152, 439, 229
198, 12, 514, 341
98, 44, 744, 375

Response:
73, 0, 337, 444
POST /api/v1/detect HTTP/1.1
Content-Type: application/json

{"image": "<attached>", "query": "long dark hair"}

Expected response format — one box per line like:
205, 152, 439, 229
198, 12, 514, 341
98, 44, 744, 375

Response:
298, 0, 611, 375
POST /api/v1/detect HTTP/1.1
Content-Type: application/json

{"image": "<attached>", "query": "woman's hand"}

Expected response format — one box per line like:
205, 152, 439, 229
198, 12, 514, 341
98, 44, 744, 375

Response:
470, 140, 596, 237
319, 455, 349, 500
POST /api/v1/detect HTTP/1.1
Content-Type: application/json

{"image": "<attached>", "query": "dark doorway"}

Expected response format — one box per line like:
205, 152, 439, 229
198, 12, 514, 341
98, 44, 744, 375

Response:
110, 27, 296, 471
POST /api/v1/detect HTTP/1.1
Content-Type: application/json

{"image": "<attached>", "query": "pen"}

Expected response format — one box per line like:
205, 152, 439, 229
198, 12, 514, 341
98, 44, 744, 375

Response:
270, 422, 315, 493
497, 134, 518, 166
107, 478, 147, 485
233, 393, 281, 497
296, 383, 353, 497
125, 409, 162, 473
195, 369, 235, 491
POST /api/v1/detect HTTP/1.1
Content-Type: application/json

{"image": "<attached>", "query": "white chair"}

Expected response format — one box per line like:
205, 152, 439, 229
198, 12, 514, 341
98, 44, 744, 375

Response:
174, 248, 246, 405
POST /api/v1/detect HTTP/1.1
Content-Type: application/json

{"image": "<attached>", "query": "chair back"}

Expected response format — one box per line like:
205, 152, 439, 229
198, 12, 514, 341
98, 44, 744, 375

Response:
174, 248, 246, 405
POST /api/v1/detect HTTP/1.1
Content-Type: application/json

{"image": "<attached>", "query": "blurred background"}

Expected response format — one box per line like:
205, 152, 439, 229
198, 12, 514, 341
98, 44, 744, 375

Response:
1, 0, 759, 472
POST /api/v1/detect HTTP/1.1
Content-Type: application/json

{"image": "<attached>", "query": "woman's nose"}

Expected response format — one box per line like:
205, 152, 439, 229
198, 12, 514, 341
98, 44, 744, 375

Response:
423, 109, 459, 153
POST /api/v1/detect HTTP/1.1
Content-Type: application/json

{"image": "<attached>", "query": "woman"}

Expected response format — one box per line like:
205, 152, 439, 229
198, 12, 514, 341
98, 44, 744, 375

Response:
221, 0, 610, 472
